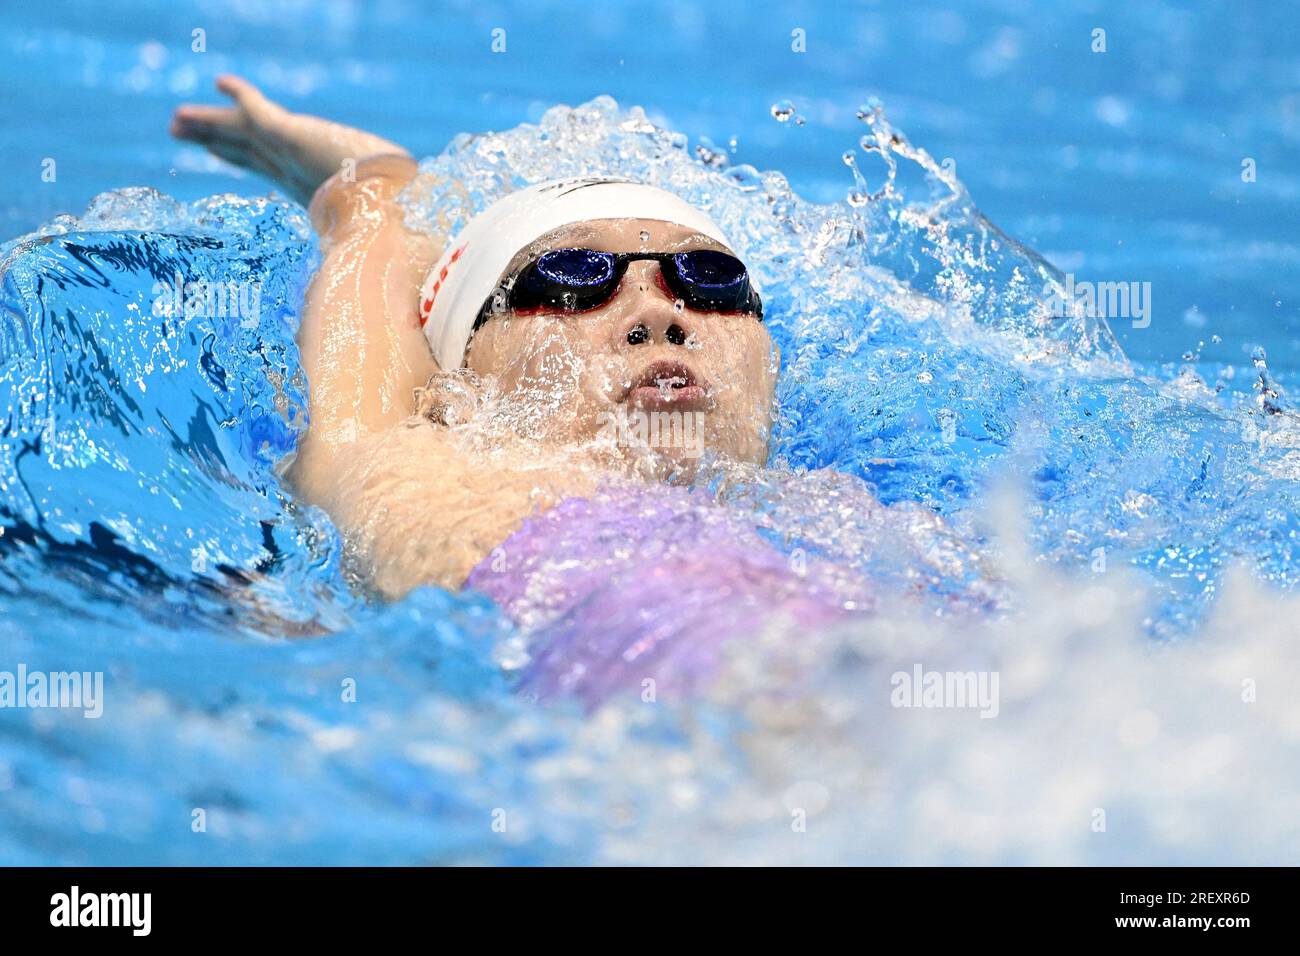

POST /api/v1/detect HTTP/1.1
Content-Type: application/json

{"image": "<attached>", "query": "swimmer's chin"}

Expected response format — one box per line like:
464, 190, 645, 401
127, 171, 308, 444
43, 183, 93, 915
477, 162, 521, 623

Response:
622, 447, 706, 485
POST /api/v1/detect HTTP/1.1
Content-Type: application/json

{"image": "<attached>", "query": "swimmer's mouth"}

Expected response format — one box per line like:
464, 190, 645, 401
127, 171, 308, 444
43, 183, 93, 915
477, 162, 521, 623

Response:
624, 359, 711, 412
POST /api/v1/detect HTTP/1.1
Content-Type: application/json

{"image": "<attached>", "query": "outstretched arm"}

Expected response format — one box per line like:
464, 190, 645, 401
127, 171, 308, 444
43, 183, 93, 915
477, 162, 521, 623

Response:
172, 76, 441, 509
171, 77, 591, 596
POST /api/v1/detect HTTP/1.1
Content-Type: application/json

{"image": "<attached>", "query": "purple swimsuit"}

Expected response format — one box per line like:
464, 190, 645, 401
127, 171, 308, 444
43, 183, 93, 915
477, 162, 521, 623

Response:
465, 485, 873, 709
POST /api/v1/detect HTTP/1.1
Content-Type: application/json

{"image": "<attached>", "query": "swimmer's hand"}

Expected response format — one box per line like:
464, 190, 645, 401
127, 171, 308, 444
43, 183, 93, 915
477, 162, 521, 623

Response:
170, 74, 410, 207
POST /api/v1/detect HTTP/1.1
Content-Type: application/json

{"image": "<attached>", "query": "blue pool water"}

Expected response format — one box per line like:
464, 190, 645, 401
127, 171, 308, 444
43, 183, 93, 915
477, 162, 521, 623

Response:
2, 1, 1299, 864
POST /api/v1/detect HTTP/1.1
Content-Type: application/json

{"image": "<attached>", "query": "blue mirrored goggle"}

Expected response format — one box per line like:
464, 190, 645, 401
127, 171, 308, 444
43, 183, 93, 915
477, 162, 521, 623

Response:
475, 248, 762, 330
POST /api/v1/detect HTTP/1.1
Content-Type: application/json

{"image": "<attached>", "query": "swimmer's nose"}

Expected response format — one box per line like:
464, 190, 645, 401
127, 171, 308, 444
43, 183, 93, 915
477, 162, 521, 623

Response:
614, 262, 697, 350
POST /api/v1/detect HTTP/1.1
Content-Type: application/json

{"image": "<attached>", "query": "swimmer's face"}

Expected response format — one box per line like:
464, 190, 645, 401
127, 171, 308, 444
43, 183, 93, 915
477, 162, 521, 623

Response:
464, 218, 778, 477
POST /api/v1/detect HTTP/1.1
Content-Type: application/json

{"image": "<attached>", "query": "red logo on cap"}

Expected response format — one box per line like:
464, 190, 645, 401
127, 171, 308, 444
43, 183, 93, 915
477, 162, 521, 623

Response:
419, 244, 468, 327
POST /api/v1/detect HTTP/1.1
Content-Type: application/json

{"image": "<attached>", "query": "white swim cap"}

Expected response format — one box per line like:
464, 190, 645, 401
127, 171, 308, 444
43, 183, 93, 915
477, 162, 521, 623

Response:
418, 177, 735, 369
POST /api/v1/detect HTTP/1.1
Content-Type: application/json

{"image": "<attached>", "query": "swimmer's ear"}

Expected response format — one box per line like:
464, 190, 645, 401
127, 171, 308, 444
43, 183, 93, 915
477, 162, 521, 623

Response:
415, 368, 484, 426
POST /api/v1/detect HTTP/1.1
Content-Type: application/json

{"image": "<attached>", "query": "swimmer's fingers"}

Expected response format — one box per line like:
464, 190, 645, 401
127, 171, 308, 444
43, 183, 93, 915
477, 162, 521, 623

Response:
171, 107, 294, 184
170, 104, 246, 143
214, 74, 284, 125
171, 75, 283, 144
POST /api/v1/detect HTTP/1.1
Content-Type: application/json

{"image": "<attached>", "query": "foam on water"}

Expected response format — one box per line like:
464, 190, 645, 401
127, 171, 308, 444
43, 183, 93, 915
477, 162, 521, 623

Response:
1, 98, 1297, 863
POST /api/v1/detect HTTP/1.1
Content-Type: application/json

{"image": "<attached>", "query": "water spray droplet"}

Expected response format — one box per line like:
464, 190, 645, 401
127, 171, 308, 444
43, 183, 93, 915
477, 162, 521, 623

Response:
856, 97, 883, 124
770, 99, 796, 123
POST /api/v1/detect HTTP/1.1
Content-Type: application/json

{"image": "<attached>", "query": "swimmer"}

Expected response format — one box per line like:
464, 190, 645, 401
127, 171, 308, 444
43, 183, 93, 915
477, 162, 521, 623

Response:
171, 76, 778, 597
